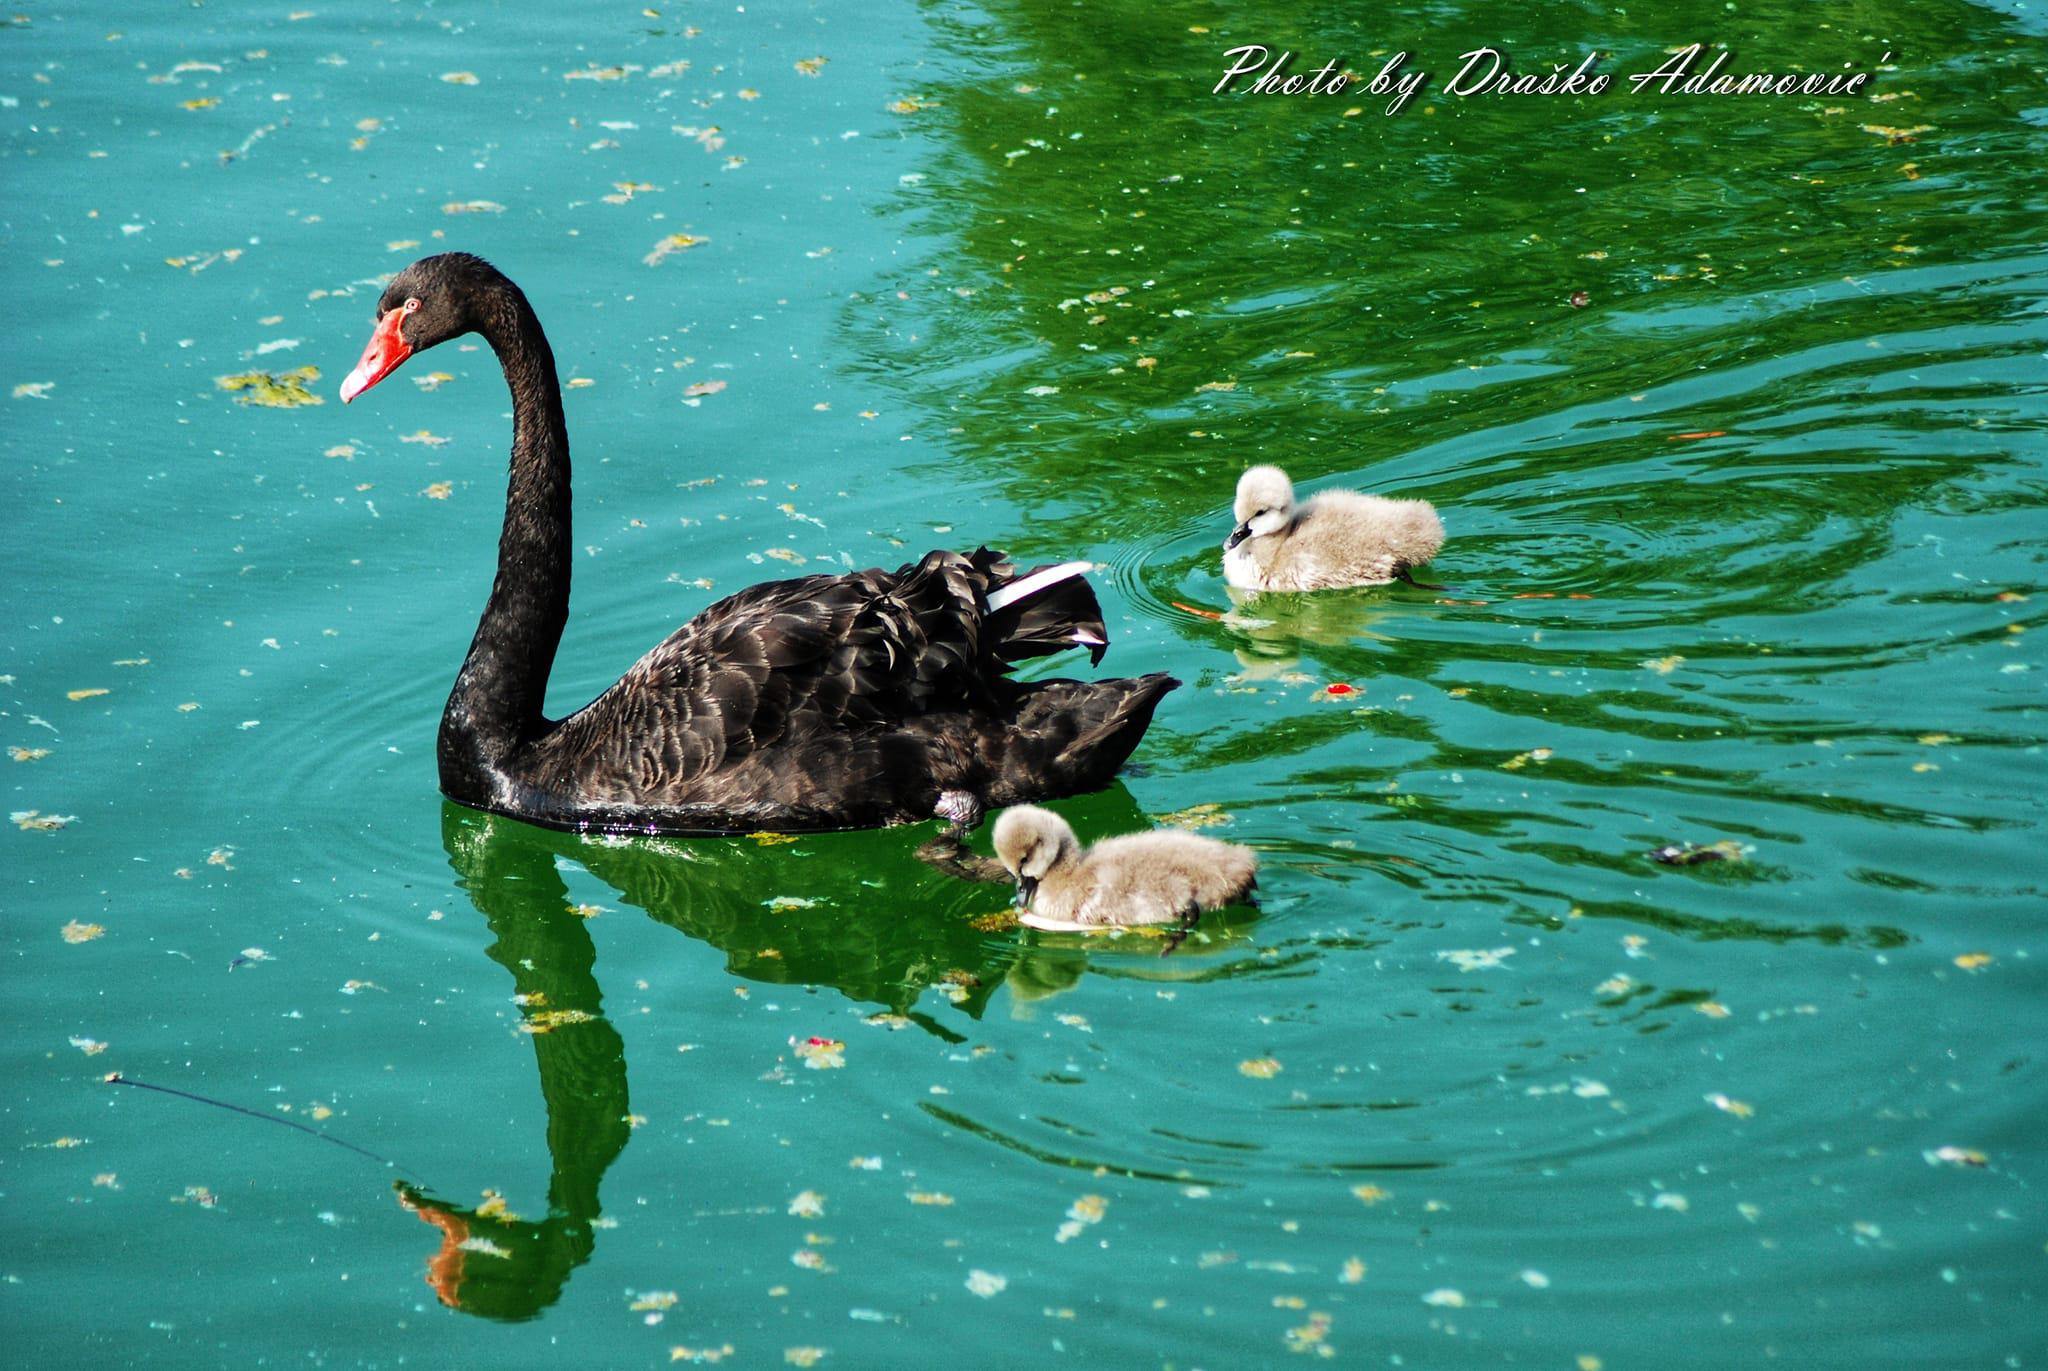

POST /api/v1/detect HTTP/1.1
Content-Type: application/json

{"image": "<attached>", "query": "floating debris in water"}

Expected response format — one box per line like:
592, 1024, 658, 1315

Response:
1283, 1310, 1333, 1355
1437, 947, 1514, 972
217, 366, 322, 407
1055, 1194, 1106, 1243
645, 233, 708, 267
1152, 801, 1232, 829
1648, 840, 1747, 866
794, 1037, 844, 1070
522, 1008, 595, 1034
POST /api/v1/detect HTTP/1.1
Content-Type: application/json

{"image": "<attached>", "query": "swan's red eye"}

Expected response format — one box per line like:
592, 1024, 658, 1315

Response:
404, 298, 421, 314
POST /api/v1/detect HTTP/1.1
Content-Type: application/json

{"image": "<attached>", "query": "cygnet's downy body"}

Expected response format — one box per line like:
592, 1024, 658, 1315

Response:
1223, 464, 1444, 591
992, 805, 1258, 931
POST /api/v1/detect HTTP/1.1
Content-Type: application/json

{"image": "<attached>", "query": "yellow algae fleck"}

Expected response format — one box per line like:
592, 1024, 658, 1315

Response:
217, 366, 322, 407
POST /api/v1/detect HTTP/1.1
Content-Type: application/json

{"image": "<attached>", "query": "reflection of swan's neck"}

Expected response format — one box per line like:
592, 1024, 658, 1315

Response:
440, 278, 572, 786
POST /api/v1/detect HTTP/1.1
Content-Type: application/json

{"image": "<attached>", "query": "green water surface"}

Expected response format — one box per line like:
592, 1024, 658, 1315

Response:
4, 1, 2045, 1366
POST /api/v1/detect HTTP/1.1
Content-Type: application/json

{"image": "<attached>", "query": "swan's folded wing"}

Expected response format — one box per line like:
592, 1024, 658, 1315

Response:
541, 554, 1011, 793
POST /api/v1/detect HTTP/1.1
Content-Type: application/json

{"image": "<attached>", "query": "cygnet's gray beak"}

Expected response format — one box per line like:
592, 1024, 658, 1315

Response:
1012, 876, 1037, 910
1224, 522, 1252, 551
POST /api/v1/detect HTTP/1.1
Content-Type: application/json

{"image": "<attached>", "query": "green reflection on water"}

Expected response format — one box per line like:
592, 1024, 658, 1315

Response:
3, 0, 2045, 1364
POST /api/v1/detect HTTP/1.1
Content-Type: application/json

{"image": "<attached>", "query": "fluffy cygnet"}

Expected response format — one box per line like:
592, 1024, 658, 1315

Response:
992, 805, 1258, 931
1223, 464, 1444, 591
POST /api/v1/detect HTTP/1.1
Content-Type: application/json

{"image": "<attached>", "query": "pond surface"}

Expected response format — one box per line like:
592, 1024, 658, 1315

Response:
5, 1, 2045, 1365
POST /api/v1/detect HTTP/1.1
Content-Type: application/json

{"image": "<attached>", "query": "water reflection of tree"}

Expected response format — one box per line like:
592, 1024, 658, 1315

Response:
859, 0, 2030, 560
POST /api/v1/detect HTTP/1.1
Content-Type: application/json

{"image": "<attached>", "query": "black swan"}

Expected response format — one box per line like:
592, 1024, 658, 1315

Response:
339, 253, 1177, 835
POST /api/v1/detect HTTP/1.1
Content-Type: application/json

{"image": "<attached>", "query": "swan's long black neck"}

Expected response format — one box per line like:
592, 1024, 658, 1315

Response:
438, 276, 571, 796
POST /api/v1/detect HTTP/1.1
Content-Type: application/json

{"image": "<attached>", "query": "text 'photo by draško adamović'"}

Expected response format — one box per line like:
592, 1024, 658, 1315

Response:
1214, 42, 1892, 115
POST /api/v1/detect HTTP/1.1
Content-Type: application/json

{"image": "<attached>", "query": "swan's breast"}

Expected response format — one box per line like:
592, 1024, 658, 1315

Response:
1222, 540, 1265, 590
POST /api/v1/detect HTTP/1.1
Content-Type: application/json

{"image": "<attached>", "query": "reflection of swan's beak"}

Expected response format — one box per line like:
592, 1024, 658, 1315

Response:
1012, 876, 1036, 910
395, 1182, 470, 1310
1223, 522, 1252, 551
341, 307, 413, 403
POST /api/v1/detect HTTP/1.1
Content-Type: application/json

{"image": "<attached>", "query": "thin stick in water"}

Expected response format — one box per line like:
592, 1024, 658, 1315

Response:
103, 1072, 420, 1179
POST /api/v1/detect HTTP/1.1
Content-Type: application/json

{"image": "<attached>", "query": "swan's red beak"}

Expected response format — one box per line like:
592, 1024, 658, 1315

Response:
340, 307, 413, 404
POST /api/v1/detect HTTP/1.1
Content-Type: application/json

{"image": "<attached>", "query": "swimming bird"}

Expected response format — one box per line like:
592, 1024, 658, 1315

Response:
340, 252, 1177, 834
1222, 464, 1444, 591
992, 805, 1257, 932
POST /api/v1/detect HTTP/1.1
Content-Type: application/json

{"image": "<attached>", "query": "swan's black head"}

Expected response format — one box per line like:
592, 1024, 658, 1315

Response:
340, 252, 506, 403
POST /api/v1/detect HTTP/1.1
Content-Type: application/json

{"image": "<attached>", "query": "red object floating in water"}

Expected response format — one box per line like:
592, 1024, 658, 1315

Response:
1569, 290, 1590, 308
1171, 601, 1226, 621
1325, 682, 1356, 696
1669, 430, 1728, 440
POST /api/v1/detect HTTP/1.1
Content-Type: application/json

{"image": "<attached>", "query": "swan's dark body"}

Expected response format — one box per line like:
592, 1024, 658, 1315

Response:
350, 253, 1176, 835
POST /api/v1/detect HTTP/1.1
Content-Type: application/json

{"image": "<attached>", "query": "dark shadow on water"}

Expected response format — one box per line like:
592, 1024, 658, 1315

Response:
394, 807, 631, 1322
402, 787, 1246, 1318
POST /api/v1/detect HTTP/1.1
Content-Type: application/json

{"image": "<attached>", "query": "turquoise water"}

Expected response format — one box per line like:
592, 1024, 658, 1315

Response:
6, 1, 2046, 1365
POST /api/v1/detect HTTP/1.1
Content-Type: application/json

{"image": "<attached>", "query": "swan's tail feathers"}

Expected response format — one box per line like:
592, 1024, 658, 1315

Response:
982, 556, 1110, 667
1051, 672, 1179, 777
997, 672, 1180, 800
983, 560, 1093, 613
